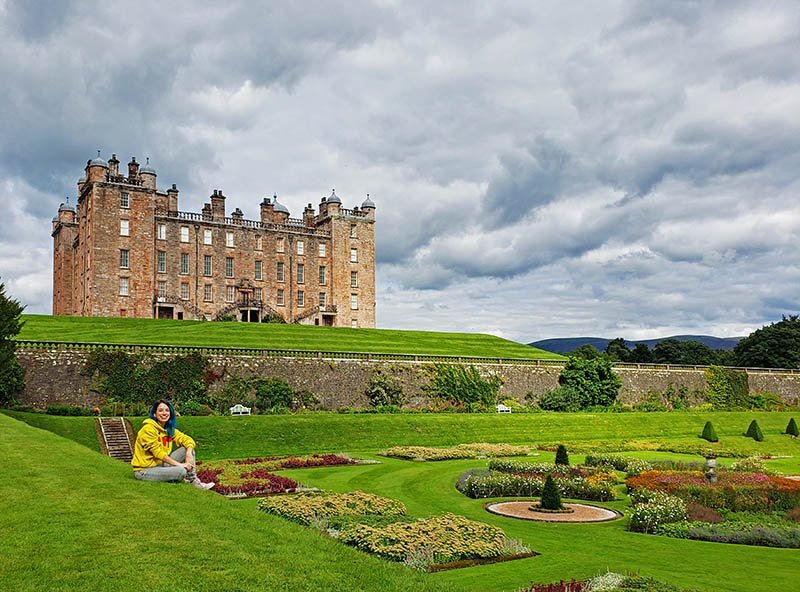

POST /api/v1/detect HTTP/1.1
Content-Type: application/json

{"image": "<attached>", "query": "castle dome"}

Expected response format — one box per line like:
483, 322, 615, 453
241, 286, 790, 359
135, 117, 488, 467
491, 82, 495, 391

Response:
361, 194, 375, 209
326, 189, 341, 204
272, 195, 289, 214
89, 151, 108, 167
58, 200, 75, 212
140, 157, 156, 174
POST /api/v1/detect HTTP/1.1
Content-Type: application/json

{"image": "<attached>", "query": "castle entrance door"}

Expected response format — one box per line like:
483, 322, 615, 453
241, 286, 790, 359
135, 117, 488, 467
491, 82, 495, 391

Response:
157, 306, 174, 319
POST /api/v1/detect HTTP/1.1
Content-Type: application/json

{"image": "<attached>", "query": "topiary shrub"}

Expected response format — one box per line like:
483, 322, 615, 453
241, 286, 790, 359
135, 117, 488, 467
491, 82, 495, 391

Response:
786, 417, 799, 437
701, 421, 719, 442
554, 444, 570, 466
745, 419, 764, 442
540, 474, 563, 510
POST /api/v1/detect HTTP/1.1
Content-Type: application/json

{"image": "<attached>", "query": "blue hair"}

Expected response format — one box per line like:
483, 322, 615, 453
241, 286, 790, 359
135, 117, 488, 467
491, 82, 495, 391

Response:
149, 399, 176, 437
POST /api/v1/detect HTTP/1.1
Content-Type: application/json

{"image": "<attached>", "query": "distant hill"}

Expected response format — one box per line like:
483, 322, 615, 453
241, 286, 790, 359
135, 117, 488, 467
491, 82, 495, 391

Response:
529, 335, 743, 354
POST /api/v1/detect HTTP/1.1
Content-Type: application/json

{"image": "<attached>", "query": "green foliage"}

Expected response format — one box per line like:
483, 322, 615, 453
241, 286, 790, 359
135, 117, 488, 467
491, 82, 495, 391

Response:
629, 343, 654, 363
568, 344, 602, 359
705, 366, 750, 409
633, 392, 669, 412
733, 315, 800, 369
0, 282, 25, 406
211, 376, 318, 414
556, 356, 621, 409
537, 385, 582, 411
365, 370, 404, 407
540, 474, 563, 510
744, 419, 764, 442
652, 339, 731, 366
701, 421, 718, 442
254, 378, 295, 413
786, 417, 799, 437
604, 337, 631, 362
554, 444, 569, 466
44, 405, 94, 416
423, 364, 501, 410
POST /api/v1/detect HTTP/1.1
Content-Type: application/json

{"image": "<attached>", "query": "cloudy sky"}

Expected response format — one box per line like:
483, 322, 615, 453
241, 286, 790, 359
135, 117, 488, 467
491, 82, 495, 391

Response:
1, 0, 798, 343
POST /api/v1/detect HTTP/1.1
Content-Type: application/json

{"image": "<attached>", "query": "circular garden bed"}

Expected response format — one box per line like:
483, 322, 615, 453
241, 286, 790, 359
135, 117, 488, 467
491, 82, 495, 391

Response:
486, 501, 621, 522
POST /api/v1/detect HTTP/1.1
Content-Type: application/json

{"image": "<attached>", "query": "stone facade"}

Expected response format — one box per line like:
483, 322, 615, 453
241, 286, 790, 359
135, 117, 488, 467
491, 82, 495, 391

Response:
52, 153, 376, 327
15, 349, 800, 410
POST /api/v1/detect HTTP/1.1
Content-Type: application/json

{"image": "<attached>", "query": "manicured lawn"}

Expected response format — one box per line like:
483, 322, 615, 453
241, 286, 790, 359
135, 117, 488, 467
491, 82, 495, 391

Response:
4, 410, 799, 591
17, 314, 559, 359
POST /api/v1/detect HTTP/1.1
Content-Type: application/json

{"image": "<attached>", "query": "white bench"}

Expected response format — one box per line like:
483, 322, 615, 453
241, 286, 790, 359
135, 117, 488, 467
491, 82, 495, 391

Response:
230, 404, 251, 416
496, 403, 511, 414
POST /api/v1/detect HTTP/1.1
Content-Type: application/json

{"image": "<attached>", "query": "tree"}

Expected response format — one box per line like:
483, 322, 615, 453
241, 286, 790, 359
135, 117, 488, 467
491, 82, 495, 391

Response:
569, 344, 602, 360
629, 343, 654, 363
0, 281, 25, 406
745, 419, 764, 442
558, 356, 621, 408
540, 474, 563, 510
701, 421, 718, 442
554, 444, 570, 465
733, 316, 800, 369
652, 339, 730, 366
604, 338, 631, 362
786, 418, 799, 437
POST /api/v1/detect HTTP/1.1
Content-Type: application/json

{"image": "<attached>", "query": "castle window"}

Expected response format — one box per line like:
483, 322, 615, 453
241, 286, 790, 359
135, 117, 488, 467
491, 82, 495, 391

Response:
351, 271, 358, 288
319, 292, 326, 307
255, 260, 262, 280
351, 320, 358, 329
120, 220, 130, 236
203, 284, 212, 302
157, 224, 166, 240
350, 248, 357, 263
296, 263, 304, 284
119, 277, 129, 296
157, 250, 166, 274
350, 294, 358, 310
277, 288, 285, 306
203, 255, 212, 276
319, 266, 326, 285
255, 235, 263, 251
180, 252, 189, 275
157, 281, 167, 298
297, 290, 305, 307
226, 285, 235, 302
119, 249, 129, 269
297, 240, 304, 255
277, 262, 284, 282
225, 257, 234, 278
180, 282, 189, 300
180, 226, 189, 243
120, 192, 130, 208
226, 231, 234, 247
254, 287, 262, 300
318, 243, 326, 257
203, 229, 212, 245
276, 238, 285, 253
350, 224, 357, 238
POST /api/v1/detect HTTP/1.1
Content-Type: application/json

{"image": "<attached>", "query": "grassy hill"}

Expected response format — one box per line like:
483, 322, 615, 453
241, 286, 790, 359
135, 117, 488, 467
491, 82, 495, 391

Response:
18, 314, 559, 359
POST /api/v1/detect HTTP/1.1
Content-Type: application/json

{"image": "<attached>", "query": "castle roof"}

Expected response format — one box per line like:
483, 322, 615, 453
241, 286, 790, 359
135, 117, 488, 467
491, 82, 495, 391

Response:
140, 157, 156, 174
272, 195, 289, 214
326, 189, 341, 204
361, 194, 375, 209
89, 151, 107, 167
58, 200, 75, 212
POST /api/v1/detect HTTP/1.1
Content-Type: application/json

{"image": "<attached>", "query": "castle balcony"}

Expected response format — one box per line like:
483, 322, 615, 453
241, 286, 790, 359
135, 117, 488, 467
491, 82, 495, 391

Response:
320, 305, 338, 316
107, 174, 143, 187
338, 208, 370, 219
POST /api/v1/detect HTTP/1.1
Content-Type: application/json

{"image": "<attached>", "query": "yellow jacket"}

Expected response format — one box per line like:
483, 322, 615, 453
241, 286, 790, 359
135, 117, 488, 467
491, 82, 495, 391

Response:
131, 418, 196, 471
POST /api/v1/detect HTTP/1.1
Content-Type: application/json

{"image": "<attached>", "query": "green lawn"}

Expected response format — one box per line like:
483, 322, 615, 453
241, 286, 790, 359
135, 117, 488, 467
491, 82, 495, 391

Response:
17, 314, 559, 359
4, 410, 800, 591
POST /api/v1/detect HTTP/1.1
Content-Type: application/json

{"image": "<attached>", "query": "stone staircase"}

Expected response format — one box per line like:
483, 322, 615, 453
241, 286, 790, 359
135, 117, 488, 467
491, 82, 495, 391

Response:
97, 417, 134, 463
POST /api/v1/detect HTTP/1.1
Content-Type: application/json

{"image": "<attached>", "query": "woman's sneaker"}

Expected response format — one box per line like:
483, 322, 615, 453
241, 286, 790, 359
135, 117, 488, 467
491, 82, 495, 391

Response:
191, 478, 215, 490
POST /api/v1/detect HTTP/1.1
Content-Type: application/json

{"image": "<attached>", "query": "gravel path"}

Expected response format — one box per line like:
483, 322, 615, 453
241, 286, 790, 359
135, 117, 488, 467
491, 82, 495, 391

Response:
486, 501, 621, 522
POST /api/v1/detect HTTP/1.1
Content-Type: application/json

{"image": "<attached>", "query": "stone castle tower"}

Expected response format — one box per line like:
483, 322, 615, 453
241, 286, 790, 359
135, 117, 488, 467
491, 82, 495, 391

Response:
52, 152, 376, 327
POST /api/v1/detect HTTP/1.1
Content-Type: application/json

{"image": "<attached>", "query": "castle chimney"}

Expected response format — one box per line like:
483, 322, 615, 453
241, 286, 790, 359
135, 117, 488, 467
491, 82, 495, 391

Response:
211, 189, 225, 221
108, 154, 120, 177
202, 203, 212, 220
167, 183, 179, 212
231, 207, 244, 224
260, 196, 275, 224
303, 203, 315, 227
127, 157, 139, 180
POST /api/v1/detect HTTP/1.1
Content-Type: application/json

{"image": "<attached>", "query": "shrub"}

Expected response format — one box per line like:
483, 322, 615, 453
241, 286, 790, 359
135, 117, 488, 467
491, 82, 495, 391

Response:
383, 442, 532, 461
541, 475, 563, 510
537, 385, 582, 412
259, 491, 406, 525
745, 419, 764, 441
0, 281, 25, 407
786, 417, 799, 437
684, 523, 800, 548
254, 378, 294, 413
555, 444, 570, 466
179, 399, 213, 416
557, 356, 621, 409
729, 456, 767, 473
45, 405, 93, 416
705, 366, 750, 409
629, 491, 687, 533
457, 471, 615, 501
787, 507, 800, 522
685, 502, 723, 523
700, 421, 718, 442
423, 364, 501, 409
365, 370, 404, 408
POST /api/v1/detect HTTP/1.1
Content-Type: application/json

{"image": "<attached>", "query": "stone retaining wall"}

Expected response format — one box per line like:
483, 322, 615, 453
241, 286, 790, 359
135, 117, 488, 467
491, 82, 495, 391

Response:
14, 349, 800, 409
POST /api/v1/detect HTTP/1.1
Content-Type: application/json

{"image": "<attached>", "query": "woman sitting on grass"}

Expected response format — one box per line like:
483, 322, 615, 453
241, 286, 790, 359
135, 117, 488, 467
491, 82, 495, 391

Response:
131, 399, 214, 490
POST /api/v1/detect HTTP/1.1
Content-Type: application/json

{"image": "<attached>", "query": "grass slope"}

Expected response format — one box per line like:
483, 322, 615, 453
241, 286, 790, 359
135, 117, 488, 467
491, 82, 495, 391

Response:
18, 314, 559, 359
0, 413, 454, 592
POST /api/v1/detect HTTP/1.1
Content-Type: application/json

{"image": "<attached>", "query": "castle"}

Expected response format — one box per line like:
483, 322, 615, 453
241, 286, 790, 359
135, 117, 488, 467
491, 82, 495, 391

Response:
52, 153, 376, 327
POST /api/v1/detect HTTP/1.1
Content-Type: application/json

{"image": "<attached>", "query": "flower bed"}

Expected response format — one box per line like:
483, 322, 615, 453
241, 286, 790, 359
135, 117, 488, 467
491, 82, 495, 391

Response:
488, 459, 611, 480
258, 491, 407, 525
626, 470, 800, 512
456, 471, 616, 501
196, 453, 356, 498
382, 442, 533, 461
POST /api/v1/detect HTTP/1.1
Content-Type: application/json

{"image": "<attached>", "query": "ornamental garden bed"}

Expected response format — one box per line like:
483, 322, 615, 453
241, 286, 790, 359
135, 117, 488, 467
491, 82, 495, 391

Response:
196, 453, 363, 498
381, 442, 535, 461
258, 491, 534, 571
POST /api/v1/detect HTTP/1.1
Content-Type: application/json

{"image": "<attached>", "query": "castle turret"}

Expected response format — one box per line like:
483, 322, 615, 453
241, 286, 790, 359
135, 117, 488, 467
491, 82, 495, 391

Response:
167, 184, 179, 212
361, 194, 376, 220
211, 189, 225, 221
57, 199, 76, 225
86, 151, 108, 183
272, 195, 290, 224
326, 189, 341, 216
140, 157, 157, 190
